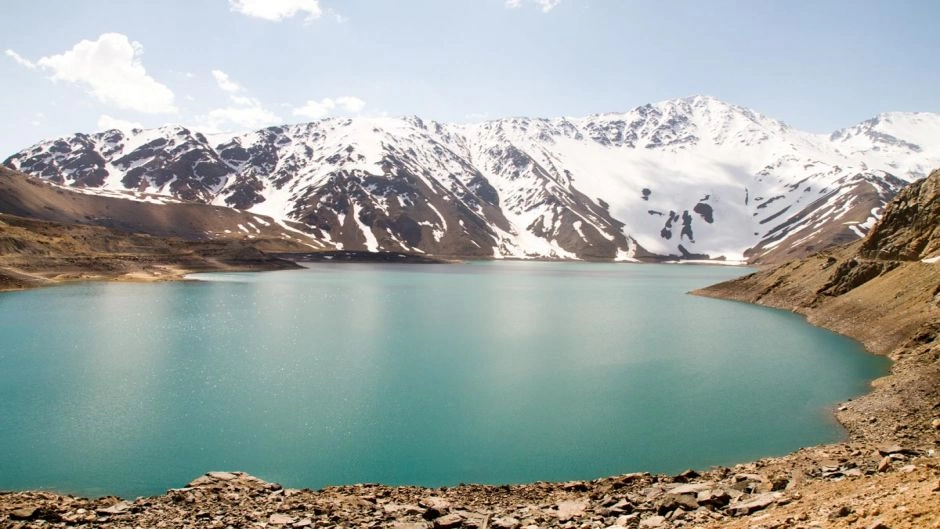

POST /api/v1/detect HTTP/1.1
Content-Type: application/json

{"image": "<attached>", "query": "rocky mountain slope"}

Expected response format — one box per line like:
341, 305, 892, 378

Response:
0, 213, 299, 292
6, 97, 938, 262
0, 166, 319, 253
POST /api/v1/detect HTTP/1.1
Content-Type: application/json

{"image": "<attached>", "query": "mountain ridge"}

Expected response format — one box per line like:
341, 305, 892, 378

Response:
6, 96, 939, 263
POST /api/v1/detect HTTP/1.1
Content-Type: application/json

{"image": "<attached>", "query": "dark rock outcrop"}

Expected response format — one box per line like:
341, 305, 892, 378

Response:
860, 169, 940, 260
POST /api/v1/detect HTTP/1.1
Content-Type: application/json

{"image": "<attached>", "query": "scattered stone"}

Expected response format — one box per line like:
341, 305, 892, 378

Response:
207, 471, 239, 481
491, 516, 521, 529
667, 482, 712, 495
867, 522, 890, 529
293, 518, 313, 528
555, 499, 588, 521
696, 488, 731, 508
608, 498, 632, 514
10, 506, 38, 520
639, 515, 667, 528
877, 456, 893, 472
731, 473, 767, 493
728, 493, 777, 515
830, 505, 853, 519
615, 513, 639, 526
96, 501, 132, 515
421, 496, 452, 511
434, 513, 464, 528
877, 445, 914, 457
658, 493, 698, 513
186, 475, 215, 487
269, 513, 296, 525
562, 480, 589, 492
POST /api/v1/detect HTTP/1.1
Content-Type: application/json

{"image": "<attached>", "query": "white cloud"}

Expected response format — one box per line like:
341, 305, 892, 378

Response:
230, 94, 255, 106
506, 0, 561, 12
293, 96, 366, 120
293, 99, 334, 119
211, 69, 242, 93
335, 96, 366, 113
5, 49, 37, 69
17, 33, 177, 114
97, 114, 144, 132
206, 105, 282, 130
200, 69, 281, 131
536, 0, 561, 12
229, 0, 322, 21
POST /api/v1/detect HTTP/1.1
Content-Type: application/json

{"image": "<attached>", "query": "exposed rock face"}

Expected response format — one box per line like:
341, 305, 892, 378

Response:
860, 168, 940, 261
0, 166, 320, 252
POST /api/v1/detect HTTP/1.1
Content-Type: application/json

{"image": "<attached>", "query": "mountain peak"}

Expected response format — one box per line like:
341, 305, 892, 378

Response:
4, 97, 938, 264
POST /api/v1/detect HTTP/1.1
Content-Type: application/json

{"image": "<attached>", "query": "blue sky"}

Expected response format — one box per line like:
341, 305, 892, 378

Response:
2, 0, 939, 156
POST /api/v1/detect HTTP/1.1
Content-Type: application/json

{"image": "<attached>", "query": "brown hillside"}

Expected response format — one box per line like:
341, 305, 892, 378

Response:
0, 213, 299, 291
0, 165, 318, 252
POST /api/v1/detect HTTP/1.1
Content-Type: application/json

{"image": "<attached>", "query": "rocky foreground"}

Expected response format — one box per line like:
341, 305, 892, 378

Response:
2, 445, 939, 529
2, 172, 939, 528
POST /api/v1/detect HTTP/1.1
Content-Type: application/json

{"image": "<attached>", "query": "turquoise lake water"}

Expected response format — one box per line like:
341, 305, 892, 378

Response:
0, 262, 888, 498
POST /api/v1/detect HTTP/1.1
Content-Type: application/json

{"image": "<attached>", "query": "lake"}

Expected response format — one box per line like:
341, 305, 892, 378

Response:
0, 262, 887, 498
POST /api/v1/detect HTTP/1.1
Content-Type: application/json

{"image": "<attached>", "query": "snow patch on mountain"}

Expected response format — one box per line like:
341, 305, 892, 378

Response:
5, 96, 938, 262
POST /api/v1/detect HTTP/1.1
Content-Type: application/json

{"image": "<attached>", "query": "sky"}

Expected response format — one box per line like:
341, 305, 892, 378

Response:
2, 0, 939, 156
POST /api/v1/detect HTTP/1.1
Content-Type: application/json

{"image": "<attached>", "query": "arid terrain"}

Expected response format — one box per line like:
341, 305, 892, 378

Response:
1, 172, 938, 528
0, 213, 300, 292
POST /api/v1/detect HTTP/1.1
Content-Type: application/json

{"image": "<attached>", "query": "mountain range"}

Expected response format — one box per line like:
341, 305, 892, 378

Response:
5, 96, 939, 263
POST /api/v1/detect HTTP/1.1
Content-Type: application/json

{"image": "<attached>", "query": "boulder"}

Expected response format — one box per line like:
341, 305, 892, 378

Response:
877, 456, 893, 472
639, 515, 667, 528
696, 488, 731, 508
207, 471, 239, 481
555, 499, 588, 521
96, 501, 132, 515
269, 513, 296, 525
657, 493, 698, 513
433, 513, 464, 528
728, 493, 777, 516
490, 516, 521, 529
667, 482, 713, 495
10, 507, 38, 520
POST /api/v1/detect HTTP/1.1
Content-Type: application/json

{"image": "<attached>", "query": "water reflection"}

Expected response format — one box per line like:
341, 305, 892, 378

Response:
0, 263, 888, 498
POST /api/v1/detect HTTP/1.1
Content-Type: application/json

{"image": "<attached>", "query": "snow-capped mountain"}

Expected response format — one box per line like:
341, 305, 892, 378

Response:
5, 96, 939, 262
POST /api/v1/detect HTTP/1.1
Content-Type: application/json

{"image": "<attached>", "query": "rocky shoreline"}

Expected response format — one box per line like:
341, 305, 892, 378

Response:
2, 440, 937, 529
